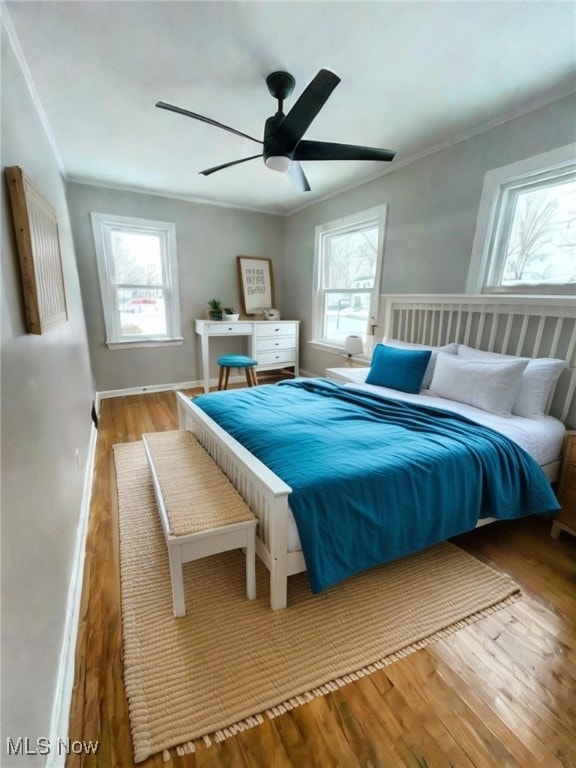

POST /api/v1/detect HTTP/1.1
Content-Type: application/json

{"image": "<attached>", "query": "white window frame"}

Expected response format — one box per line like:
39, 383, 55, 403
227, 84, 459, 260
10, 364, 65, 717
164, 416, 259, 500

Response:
467, 143, 576, 295
311, 204, 387, 350
91, 213, 182, 349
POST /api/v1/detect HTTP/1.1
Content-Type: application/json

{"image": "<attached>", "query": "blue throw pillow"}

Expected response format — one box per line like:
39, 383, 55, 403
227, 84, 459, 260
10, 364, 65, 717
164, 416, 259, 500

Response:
365, 344, 432, 393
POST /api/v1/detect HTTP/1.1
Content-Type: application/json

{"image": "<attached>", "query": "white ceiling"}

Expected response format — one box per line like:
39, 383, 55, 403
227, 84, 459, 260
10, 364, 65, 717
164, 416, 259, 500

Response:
4, 1, 576, 215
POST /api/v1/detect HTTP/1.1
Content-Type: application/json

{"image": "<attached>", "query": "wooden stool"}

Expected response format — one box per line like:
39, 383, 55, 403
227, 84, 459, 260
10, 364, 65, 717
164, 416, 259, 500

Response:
142, 430, 257, 617
217, 354, 258, 390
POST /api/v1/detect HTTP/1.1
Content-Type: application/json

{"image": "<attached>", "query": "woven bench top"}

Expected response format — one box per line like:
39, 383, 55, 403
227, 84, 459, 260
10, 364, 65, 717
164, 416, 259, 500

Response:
142, 430, 255, 536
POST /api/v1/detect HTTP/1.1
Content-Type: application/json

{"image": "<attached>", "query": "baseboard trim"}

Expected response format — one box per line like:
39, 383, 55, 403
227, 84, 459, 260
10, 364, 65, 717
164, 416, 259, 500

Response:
46, 423, 98, 768
95, 380, 200, 410
94, 376, 264, 408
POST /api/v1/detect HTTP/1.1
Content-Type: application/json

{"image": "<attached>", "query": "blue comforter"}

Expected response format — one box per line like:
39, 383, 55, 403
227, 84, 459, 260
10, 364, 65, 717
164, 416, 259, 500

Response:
193, 378, 559, 592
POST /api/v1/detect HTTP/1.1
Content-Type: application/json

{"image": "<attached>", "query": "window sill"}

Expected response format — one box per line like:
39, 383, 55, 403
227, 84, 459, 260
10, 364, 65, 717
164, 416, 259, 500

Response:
482, 285, 576, 297
308, 339, 371, 362
106, 337, 184, 350
308, 340, 342, 354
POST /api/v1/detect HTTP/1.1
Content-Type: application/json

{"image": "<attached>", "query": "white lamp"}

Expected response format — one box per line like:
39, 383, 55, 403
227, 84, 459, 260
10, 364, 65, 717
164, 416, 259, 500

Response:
344, 335, 364, 358
265, 156, 292, 172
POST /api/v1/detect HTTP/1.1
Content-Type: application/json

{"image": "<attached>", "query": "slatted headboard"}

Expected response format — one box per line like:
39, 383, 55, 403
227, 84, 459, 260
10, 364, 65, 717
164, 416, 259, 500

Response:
379, 294, 576, 425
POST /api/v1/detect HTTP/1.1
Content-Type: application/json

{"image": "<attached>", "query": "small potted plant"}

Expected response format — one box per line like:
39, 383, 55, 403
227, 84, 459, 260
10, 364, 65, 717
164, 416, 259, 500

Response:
207, 298, 223, 321
223, 306, 239, 321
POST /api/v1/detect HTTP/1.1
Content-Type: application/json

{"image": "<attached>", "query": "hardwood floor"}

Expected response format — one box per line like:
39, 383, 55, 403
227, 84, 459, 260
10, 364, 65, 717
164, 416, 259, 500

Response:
67, 390, 576, 768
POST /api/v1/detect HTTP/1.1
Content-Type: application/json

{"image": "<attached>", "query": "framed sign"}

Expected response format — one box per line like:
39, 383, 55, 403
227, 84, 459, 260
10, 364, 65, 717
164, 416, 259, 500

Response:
5, 166, 68, 334
237, 256, 275, 315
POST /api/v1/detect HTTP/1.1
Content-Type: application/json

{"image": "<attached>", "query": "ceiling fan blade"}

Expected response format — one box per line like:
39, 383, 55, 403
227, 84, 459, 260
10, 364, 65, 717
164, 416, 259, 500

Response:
199, 154, 263, 176
294, 140, 396, 163
270, 70, 341, 151
156, 101, 263, 145
285, 161, 311, 192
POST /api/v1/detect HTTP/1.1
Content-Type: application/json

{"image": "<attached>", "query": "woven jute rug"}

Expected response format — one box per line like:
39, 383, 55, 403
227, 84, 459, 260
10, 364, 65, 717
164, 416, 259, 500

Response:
114, 440, 521, 763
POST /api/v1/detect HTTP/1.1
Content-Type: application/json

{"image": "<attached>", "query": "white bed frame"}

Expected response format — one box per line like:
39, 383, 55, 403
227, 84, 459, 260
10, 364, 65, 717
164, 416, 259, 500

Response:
178, 294, 576, 610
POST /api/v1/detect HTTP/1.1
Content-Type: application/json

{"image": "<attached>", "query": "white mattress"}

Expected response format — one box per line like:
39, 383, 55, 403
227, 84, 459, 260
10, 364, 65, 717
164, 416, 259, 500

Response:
285, 372, 565, 552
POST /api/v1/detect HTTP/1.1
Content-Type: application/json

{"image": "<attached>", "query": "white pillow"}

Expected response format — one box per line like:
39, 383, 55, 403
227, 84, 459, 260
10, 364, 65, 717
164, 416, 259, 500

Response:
458, 345, 565, 418
382, 339, 458, 389
429, 353, 528, 416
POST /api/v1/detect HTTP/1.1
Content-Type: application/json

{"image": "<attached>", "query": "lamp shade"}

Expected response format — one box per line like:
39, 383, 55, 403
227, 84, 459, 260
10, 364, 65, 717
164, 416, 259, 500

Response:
265, 156, 292, 172
344, 335, 364, 356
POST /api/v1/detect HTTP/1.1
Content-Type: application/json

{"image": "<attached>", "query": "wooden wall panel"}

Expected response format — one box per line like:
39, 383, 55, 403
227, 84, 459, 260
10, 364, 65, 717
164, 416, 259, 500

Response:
5, 165, 68, 333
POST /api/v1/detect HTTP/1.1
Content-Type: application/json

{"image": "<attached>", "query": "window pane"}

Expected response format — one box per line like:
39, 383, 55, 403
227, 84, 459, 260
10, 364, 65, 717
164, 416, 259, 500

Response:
92, 213, 180, 345
313, 206, 385, 347
500, 179, 576, 286
111, 230, 163, 285
118, 287, 166, 336
323, 291, 371, 342
323, 225, 378, 289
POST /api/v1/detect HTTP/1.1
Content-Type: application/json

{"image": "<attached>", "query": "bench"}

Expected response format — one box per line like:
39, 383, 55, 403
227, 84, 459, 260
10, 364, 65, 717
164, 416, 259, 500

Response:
142, 430, 257, 617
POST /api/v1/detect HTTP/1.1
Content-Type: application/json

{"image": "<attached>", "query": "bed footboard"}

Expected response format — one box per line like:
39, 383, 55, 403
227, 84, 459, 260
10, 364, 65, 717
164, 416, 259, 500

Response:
176, 391, 296, 609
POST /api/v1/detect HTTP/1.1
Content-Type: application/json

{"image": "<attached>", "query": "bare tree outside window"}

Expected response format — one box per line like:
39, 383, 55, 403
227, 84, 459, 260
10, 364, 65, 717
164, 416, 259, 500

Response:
325, 227, 378, 288
467, 146, 576, 295
500, 179, 576, 287
314, 205, 386, 346
321, 225, 379, 341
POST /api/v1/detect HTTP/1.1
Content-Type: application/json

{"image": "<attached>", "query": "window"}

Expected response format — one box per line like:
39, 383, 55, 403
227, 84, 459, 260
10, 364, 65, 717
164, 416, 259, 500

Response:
91, 213, 182, 348
313, 205, 386, 347
467, 144, 576, 295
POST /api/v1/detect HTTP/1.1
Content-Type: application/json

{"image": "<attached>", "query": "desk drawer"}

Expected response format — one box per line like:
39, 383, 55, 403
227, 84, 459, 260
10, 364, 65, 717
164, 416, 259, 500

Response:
257, 350, 296, 366
207, 322, 252, 335
255, 336, 295, 353
255, 323, 297, 338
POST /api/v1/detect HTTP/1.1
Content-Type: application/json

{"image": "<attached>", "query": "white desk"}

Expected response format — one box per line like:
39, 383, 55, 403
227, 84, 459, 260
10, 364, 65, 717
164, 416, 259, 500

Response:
195, 319, 300, 393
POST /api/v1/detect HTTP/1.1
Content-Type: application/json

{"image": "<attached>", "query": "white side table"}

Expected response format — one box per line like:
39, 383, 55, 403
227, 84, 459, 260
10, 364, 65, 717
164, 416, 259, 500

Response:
326, 367, 370, 384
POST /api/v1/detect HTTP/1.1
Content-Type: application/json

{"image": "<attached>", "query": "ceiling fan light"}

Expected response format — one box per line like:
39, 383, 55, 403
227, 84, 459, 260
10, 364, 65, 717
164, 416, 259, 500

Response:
265, 155, 291, 172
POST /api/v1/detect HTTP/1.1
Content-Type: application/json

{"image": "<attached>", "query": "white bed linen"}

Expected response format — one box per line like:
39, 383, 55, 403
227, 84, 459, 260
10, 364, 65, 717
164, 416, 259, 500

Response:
285, 373, 565, 552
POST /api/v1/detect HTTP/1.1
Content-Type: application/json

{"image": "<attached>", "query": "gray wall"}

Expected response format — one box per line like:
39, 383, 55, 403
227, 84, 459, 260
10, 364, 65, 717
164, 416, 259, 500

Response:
1, 23, 95, 767
283, 93, 576, 378
67, 184, 285, 391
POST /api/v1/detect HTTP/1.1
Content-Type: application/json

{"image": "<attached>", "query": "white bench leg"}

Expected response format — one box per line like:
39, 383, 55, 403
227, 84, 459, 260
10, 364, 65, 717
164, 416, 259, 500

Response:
168, 545, 186, 617
245, 531, 256, 600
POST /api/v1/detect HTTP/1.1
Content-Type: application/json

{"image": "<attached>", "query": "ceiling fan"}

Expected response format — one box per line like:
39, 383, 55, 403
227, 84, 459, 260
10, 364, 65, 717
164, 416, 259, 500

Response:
156, 69, 396, 192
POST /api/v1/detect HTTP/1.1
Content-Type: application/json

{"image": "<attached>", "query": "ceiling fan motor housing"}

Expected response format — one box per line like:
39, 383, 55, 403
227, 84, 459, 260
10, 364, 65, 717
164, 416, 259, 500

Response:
265, 71, 296, 102
263, 113, 292, 166
264, 72, 297, 168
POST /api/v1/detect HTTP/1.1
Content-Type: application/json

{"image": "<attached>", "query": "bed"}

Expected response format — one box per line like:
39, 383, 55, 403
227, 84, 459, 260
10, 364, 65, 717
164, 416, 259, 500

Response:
177, 295, 576, 609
